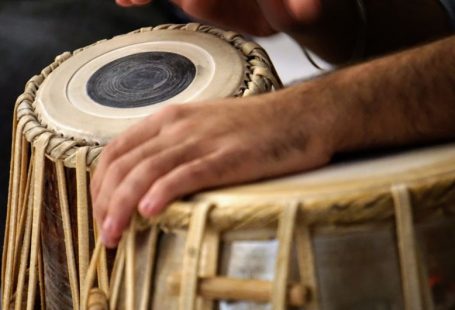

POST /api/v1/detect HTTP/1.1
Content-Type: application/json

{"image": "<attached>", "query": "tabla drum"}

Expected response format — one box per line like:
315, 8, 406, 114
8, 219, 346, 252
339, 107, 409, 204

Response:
1, 23, 281, 310
84, 144, 455, 310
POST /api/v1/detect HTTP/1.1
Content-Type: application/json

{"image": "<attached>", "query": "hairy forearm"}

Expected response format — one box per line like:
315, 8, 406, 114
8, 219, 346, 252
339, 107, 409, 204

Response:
282, 35, 455, 153
294, 0, 452, 63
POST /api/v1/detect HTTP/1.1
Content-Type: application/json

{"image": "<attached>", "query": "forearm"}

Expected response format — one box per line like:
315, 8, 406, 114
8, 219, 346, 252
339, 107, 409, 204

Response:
283, 35, 455, 153
293, 0, 452, 63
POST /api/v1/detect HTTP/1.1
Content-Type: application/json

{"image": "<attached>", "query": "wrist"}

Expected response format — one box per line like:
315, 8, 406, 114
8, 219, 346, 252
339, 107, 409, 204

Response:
274, 82, 340, 159
287, 64, 376, 155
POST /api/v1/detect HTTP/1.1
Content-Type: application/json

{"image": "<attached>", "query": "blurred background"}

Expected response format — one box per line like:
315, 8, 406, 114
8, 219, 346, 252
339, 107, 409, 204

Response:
0, 0, 321, 252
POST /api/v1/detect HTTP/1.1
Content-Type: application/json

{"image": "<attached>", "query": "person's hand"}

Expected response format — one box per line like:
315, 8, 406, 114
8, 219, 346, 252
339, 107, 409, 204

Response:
116, 0, 322, 36
116, 0, 151, 7
91, 89, 334, 248
115, 0, 361, 63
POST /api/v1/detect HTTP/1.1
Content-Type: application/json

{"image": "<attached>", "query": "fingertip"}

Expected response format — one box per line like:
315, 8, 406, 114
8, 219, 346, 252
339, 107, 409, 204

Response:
132, 0, 152, 5
116, 0, 133, 7
286, 0, 322, 23
117, 0, 151, 7
101, 234, 121, 249
101, 216, 123, 248
139, 197, 157, 217
139, 196, 167, 218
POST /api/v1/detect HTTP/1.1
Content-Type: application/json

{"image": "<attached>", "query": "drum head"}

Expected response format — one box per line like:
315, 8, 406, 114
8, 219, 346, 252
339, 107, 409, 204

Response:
34, 28, 246, 144
196, 143, 455, 215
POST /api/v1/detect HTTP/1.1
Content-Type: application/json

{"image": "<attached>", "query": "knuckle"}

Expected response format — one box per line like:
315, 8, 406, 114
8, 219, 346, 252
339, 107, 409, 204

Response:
167, 120, 197, 140
92, 198, 108, 222
158, 105, 185, 122
92, 206, 106, 225
111, 174, 148, 208
103, 139, 125, 160
184, 159, 212, 180
106, 161, 127, 183
110, 187, 134, 207
142, 156, 160, 172
153, 179, 174, 198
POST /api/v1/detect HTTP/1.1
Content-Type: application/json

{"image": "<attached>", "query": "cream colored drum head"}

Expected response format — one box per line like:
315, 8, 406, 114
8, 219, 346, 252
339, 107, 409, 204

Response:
194, 143, 455, 222
35, 26, 251, 144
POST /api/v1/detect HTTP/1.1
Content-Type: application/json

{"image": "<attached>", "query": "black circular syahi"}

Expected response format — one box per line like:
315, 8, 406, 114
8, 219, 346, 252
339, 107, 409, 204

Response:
86, 52, 196, 108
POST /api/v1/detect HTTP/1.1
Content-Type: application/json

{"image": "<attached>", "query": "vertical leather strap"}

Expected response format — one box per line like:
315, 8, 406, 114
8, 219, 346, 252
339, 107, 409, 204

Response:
2, 118, 26, 309
56, 160, 80, 310
90, 167, 109, 296
13, 159, 32, 282
76, 147, 90, 298
392, 184, 424, 310
14, 168, 34, 310
26, 134, 51, 310
139, 225, 159, 310
272, 202, 299, 310
179, 203, 213, 310
196, 228, 220, 310
125, 219, 137, 310
81, 238, 104, 310
109, 240, 126, 310
93, 224, 109, 296
296, 224, 319, 310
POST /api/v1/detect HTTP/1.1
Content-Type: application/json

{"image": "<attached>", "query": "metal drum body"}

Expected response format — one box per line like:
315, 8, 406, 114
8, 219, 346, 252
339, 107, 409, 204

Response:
1, 23, 280, 310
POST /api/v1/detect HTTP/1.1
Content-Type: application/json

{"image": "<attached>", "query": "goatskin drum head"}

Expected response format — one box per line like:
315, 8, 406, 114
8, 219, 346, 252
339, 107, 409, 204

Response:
198, 143, 455, 207
34, 29, 245, 144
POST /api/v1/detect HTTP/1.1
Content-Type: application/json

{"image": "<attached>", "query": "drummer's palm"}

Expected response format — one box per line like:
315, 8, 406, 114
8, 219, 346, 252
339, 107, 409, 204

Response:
116, 0, 322, 36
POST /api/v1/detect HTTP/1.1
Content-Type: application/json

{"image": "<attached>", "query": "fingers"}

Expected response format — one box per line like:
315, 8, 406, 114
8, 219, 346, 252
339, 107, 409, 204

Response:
138, 143, 256, 217
138, 152, 226, 217
172, 0, 275, 36
285, 0, 321, 23
91, 120, 157, 198
97, 141, 212, 248
91, 106, 184, 200
91, 134, 163, 204
116, 0, 152, 7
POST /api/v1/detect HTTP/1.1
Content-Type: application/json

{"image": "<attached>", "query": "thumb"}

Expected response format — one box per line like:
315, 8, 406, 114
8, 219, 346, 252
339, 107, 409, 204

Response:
285, 0, 321, 24
258, 0, 322, 31
116, 0, 151, 7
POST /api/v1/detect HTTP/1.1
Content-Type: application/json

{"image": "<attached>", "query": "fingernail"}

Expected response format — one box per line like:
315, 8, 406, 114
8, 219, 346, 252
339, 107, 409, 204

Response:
101, 217, 115, 246
139, 197, 157, 216
101, 232, 111, 247
102, 216, 115, 234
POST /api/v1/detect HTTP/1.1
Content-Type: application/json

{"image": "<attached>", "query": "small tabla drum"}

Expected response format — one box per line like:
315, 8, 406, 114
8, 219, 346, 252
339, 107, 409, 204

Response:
1, 23, 281, 310
86, 144, 455, 310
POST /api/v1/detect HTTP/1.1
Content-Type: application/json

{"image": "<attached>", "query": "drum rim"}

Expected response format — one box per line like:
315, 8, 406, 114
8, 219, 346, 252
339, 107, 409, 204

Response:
15, 23, 281, 167
142, 168, 455, 231
14, 24, 455, 227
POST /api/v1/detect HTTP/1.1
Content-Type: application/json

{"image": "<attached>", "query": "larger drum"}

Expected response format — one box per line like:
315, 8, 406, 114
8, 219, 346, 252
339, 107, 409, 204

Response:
87, 144, 455, 310
1, 23, 281, 310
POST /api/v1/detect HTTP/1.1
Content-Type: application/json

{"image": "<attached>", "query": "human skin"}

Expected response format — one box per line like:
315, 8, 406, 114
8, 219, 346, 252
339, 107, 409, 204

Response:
115, 0, 450, 62
92, 0, 455, 247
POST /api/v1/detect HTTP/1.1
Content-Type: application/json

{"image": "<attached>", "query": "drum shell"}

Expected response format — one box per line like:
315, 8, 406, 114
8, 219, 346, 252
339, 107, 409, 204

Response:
119, 214, 455, 309
1, 23, 281, 310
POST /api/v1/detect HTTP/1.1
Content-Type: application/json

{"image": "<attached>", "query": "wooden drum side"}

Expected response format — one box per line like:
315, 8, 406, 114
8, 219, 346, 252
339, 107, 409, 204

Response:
1, 23, 281, 310
41, 158, 97, 309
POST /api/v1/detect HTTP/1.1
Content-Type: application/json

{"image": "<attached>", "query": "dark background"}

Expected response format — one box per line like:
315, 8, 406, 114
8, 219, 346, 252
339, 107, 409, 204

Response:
0, 0, 183, 252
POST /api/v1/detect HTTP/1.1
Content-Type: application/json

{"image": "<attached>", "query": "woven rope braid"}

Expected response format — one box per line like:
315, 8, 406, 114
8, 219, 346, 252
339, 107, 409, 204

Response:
140, 173, 455, 233
14, 23, 282, 168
